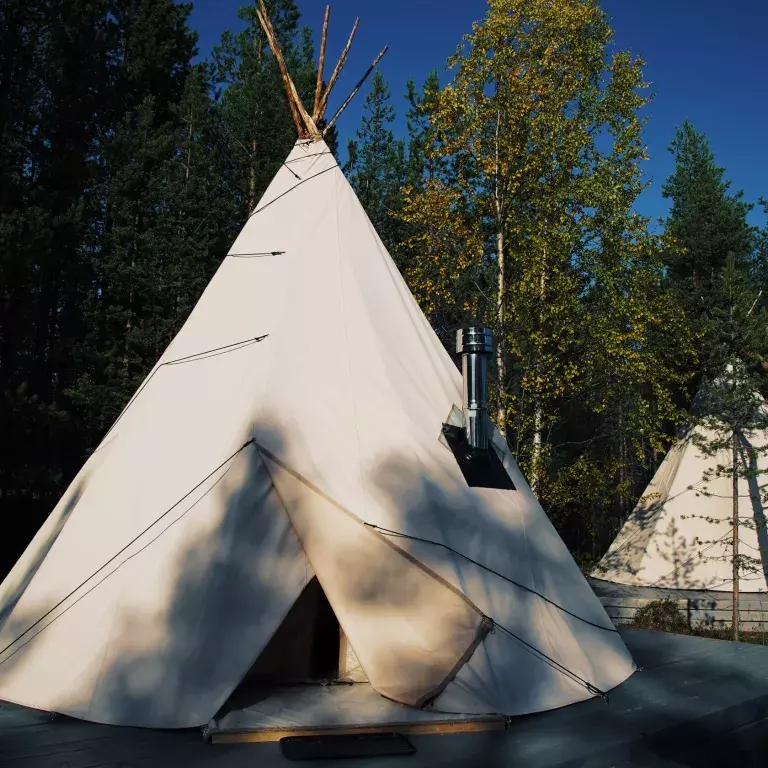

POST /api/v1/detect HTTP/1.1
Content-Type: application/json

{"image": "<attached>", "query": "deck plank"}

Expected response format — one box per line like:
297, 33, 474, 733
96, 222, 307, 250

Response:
2, 629, 768, 767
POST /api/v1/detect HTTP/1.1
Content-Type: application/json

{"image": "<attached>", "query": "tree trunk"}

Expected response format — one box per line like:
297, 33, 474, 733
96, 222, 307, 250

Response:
531, 401, 542, 494
493, 103, 506, 432
185, 110, 192, 182
530, 260, 547, 494
617, 408, 627, 541
247, 139, 257, 215
496, 229, 506, 428
732, 427, 740, 641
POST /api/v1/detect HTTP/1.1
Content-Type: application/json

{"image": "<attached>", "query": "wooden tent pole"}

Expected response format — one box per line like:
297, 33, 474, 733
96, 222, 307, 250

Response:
324, 46, 389, 134
255, 5, 305, 137
316, 17, 359, 121
255, 2, 385, 139
256, 1, 321, 139
313, 5, 331, 120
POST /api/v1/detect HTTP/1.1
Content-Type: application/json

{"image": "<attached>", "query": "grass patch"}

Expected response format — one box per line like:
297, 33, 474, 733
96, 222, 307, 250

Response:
630, 599, 768, 645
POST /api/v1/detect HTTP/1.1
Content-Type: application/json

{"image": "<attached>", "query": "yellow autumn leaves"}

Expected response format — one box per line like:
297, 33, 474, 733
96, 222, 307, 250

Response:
398, 0, 695, 516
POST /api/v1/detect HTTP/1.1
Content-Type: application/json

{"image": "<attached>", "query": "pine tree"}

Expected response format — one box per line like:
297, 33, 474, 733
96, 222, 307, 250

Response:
662, 121, 756, 323
752, 197, 768, 297
212, 1, 319, 221
173, 63, 241, 310
403, 71, 442, 188
67, 0, 199, 446
344, 71, 406, 259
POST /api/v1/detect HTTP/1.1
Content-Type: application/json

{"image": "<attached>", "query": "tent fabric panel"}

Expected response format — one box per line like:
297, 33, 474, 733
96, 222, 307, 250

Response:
325, 169, 633, 713
250, 160, 369, 521
281, 148, 632, 713
83, 445, 312, 728
0, 443, 114, 628
0, 445, 312, 729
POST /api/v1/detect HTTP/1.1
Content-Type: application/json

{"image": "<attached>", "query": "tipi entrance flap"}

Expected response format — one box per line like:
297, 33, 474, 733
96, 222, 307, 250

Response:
258, 449, 491, 708
239, 576, 340, 687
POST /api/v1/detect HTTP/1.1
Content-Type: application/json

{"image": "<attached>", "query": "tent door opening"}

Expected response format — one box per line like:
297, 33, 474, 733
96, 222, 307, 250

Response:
244, 576, 340, 686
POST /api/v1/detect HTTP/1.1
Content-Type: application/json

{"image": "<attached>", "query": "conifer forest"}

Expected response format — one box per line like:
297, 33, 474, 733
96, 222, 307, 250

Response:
2, 0, 767, 579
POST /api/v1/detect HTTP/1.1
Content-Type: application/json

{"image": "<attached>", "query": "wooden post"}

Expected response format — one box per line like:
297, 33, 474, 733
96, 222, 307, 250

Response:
254, 3, 386, 142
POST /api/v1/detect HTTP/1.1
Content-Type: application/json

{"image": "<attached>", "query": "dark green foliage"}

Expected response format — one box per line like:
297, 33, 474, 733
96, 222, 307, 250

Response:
212, 2, 320, 219
344, 72, 406, 262
404, 70, 443, 186
752, 198, 768, 295
662, 121, 756, 315
0, 0, 323, 577
3, 1, 767, 588
1, 0, 117, 568
65, 0, 200, 447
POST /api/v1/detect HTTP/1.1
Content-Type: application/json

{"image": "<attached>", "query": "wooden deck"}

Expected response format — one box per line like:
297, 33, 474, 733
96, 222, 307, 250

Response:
2, 629, 768, 767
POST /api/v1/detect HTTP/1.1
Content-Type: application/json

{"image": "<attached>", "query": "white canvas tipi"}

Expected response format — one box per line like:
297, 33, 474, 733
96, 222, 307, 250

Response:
592, 394, 768, 593
0, 4, 634, 730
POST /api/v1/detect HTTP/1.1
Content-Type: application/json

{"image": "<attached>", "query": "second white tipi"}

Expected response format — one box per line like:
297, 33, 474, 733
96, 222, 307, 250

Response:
0, 3, 635, 731
593, 392, 768, 593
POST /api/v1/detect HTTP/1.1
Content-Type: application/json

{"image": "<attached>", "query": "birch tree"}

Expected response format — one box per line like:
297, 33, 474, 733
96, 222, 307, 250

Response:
401, 0, 692, 507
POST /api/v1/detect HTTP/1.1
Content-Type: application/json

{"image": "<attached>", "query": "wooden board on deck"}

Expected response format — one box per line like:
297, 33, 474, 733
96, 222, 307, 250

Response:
212, 716, 506, 743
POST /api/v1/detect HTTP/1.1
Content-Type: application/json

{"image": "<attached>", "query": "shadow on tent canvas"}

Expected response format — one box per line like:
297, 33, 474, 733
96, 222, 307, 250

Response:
594, 491, 739, 592
4, 422, 767, 765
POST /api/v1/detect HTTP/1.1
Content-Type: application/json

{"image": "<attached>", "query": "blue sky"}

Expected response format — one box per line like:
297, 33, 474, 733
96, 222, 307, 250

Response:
188, 0, 767, 228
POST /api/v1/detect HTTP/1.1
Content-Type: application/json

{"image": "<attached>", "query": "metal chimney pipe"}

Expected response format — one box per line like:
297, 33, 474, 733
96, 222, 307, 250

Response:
456, 326, 494, 452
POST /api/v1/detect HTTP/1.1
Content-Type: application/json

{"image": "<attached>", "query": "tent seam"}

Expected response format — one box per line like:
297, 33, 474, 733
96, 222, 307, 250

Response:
413, 616, 494, 709
253, 448, 313, 593
333, 167, 370, 521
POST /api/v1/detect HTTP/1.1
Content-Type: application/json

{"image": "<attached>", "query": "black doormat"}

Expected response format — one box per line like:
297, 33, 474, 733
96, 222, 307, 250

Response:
280, 732, 416, 760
